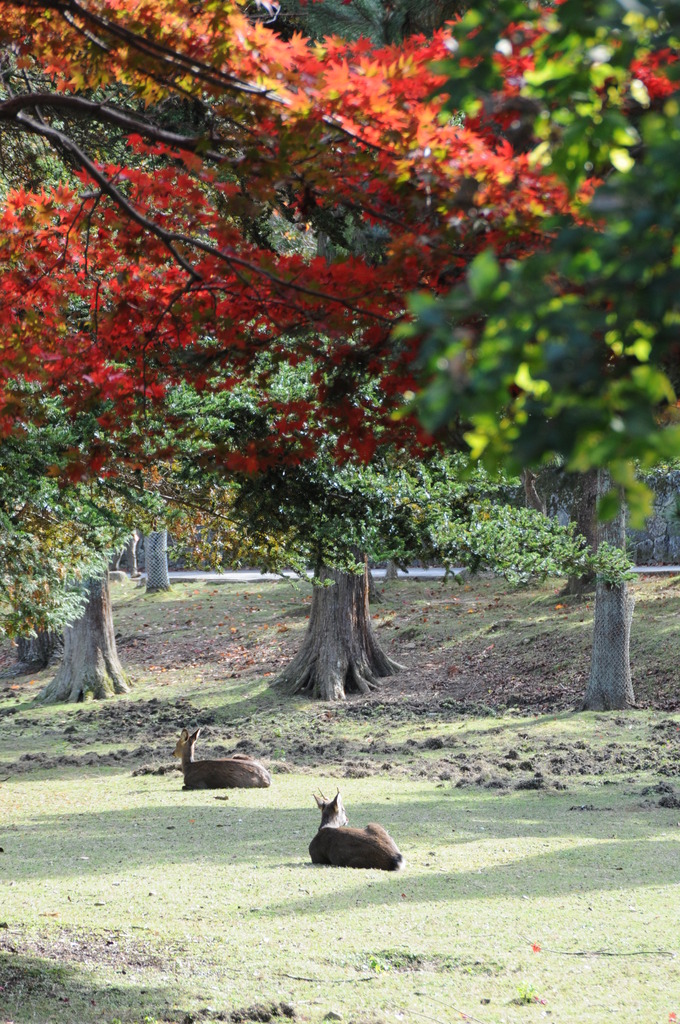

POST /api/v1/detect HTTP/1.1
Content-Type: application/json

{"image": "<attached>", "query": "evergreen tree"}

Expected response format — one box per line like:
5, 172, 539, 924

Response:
270, 0, 465, 44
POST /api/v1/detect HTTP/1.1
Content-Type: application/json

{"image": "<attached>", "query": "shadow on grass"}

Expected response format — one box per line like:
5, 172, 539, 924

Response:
261, 834, 680, 917
5, 789, 679, 903
196, 683, 294, 724
0, 949, 173, 1024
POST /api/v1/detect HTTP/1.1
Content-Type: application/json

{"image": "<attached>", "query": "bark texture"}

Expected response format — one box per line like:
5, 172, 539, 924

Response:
385, 559, 399, 581
123, 529, 140, 575
582, 470, 635, 710
521, 468, 546, 515
367, 568, 382, 604
38, 575, 129, 703
146, 530, 170, 592
562, 469, 598, 596
15, 631, 61, 672
275, 563, 403, 700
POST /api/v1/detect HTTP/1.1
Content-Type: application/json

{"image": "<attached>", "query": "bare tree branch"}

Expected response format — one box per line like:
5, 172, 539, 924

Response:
0, 91, 227, 160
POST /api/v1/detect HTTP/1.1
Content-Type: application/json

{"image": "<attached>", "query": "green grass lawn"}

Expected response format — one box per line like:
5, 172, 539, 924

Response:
1, 574, 679, 1024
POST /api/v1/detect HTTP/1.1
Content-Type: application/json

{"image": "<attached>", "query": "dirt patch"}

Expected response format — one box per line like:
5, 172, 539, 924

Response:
640, 781, 680, 808
132, 760, 182, 776
5, 744, 175, 776
4, 717, 678, 790
68, 696, 209, 738
0, 926, 171, 973
348, 949, 502, 975
114, 625, 295, 687
229, 1005, 295, 1023
179, 1004, 295, 1023
364, 579, 680, 714
568, 804, 614, 812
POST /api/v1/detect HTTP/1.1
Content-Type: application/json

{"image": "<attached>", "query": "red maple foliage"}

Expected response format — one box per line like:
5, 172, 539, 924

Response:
0, 1, 611, 470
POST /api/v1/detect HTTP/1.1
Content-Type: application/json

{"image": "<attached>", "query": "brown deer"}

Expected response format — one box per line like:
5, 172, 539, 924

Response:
173, 728, 271, 790
308, 790, 404, 871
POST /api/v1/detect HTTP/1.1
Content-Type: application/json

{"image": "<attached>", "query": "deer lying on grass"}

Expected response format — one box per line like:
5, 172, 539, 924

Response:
309, 790, 404, 871
173, 728, 271, 790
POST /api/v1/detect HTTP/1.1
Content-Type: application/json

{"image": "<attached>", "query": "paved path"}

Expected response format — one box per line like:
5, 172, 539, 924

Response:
630, 566, 680, 573
145, 568, 461, 582
135, 565, 680, 583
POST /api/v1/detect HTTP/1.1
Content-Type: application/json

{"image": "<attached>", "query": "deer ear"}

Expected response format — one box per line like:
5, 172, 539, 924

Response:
313, 793, 325, 808
180, 729, 189, 741
191, 728, 201, 742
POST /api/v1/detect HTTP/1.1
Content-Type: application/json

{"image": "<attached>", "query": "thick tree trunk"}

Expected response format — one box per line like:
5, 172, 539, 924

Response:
145, 530, 170, 593
582, 470, 635, 710
582, 581, 635, 710
16, 631, 61, 672
275, 562, 404, 700
38, 575, 129, 703
562, 469, 599, 597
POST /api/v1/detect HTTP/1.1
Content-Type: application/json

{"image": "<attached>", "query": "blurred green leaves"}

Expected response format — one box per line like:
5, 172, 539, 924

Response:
408, 0, 680, 525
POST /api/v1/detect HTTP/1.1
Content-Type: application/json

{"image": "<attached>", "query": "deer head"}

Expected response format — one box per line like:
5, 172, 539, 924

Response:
173, 727, 200, 760
313, 789, 349, 829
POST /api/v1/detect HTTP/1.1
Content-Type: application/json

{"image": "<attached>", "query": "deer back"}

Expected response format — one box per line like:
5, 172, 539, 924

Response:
308, 791, 404, 871
182, 757, 271, 790
309, 822, 404, 871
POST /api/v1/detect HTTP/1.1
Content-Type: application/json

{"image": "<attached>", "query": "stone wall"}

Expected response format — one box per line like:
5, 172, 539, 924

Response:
538, 467, 680, 565
627, 470, 680, 565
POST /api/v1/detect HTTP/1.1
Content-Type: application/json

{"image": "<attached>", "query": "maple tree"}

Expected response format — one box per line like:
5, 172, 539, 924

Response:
0, 0, 675, 486
0, 0, 576, 480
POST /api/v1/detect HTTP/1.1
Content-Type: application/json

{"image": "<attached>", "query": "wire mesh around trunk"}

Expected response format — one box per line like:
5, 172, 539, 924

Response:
146, 530, 170, 592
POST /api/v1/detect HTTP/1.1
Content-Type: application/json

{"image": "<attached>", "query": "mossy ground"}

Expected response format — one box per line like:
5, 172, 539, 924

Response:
1, 573, 679, 1024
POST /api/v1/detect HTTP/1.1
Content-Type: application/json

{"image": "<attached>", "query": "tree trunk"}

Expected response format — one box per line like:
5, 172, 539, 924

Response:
146, 530, 170, 592
123, 529, 140, 576
582, 470, 635, 710
275, 562, 404, 700
521, 468, 546, 515
38, 575, 129, 703
562, 469, 598, 596
367, 567, 382, 604
385, 559, 399, 581
16, 631, 61, 672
